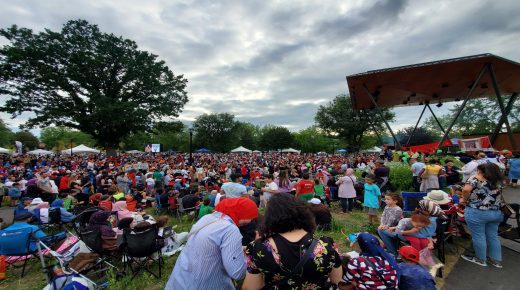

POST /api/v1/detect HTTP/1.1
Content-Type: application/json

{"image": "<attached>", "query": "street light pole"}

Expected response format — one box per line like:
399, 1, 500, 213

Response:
188, 128, 193, 165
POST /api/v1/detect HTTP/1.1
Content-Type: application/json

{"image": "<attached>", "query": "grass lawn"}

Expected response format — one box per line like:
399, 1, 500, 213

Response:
0, 202, 468, 289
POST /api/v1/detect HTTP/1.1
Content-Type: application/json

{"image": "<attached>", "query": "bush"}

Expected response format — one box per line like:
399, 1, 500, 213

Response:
387, 162, 414, 192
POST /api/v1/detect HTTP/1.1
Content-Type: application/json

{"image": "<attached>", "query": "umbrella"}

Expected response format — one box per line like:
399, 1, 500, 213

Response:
196, 148, 211, 153
336, 149, 347, 153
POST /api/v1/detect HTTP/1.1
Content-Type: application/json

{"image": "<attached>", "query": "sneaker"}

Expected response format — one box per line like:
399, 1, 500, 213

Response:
461, 254, 487, 266
488, 259, 503, 269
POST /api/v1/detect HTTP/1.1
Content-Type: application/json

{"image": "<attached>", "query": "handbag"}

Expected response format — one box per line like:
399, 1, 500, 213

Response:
499, 193, 515, 217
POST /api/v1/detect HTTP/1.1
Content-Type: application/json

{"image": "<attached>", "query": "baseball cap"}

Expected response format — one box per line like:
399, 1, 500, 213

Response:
308, 198, 321, 205
399, 246, 420, 263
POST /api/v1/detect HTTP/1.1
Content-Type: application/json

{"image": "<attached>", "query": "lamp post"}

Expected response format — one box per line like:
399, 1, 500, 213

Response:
188, 128, 193, 165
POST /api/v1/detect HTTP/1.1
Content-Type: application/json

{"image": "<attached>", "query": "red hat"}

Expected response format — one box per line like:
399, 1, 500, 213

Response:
399, 246, 420, 263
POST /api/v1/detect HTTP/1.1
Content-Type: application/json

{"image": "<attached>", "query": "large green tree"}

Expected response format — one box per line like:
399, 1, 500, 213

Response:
40, 126, 95, 150
233, 122, 259, 150
424, 96, 520, 136
0, 118, 13, 147
13, 131, 39, 150
315, 94, 394, 149
293, 126, 331, 153
259, 125, 294, 151
193, 113, 237, 152
0, 20, 188, 151
397, 126, 437, 146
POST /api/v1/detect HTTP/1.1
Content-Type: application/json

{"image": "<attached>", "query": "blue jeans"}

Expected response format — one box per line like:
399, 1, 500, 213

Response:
465, 206, 503, 262
377, 229, 405, 255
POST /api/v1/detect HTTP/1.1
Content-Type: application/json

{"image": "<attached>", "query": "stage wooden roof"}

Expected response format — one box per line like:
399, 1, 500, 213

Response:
346, 53, 520, 110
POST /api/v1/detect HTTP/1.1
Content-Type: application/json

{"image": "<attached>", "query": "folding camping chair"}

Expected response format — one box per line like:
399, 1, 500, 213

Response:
0, 227, 41, 277
38, 235, 112, 289
176, 197, 197, 222
121, 224, 163, 280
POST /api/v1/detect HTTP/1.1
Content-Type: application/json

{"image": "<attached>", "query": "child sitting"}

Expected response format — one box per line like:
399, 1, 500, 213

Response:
391, 210, 435, 252
198, 198, 214, 219
377, 193, 403, 231
59, 191, 74, 211
398, 246, 436, 290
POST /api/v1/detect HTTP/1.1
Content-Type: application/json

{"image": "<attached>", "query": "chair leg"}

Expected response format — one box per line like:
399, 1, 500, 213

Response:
21, 257, 28, 277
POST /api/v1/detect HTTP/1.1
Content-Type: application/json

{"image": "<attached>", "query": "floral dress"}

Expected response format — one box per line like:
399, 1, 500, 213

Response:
245, 234, 342, 290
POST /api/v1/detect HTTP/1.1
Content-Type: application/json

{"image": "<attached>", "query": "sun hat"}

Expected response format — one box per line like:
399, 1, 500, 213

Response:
399, 246, 420, 263
30, 197, 44, 205
308, 198, 321, 205
423, 190, 451, 205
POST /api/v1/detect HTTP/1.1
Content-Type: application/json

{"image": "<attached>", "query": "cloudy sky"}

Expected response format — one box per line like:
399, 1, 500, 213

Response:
1, 0, 520, 136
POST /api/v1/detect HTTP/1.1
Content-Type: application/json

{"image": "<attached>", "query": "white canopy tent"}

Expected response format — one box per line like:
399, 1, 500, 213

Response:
252, 150, 262, 153
27, 149, 54, 156
282, 148, 301, 153
125, 150, 144, 154
361, 146, 382, 153
61, 144, 100, 154
0, 147, 11, 154
230, 146, 252, 153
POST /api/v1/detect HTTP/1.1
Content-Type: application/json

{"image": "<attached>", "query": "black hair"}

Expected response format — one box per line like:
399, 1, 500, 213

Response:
476, 162, 505, 190
262, 193, 316, 237
302, 172, 310, 180
229, 173, 241, 182
203, 198, 210, 206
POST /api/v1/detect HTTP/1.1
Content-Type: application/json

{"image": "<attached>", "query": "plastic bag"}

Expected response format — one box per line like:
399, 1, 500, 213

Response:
419, 248, 444, 277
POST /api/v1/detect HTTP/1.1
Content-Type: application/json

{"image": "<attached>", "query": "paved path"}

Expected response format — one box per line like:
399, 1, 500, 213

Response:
443, 187, 520, 290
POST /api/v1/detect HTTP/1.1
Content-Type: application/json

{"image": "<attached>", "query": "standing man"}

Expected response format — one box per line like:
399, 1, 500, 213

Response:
410, 158, 425, 192
373, 160, 391, 192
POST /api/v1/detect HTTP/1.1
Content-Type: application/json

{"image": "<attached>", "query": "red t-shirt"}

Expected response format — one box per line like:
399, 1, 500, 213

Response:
296, 180, 315, 195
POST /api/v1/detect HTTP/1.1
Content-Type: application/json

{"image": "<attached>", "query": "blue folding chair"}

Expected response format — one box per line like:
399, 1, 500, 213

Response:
0, 227, 41, 277
401, 192, 427, 213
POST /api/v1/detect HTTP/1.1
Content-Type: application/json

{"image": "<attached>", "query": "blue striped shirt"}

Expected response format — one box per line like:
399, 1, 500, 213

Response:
165, 212, 246, 290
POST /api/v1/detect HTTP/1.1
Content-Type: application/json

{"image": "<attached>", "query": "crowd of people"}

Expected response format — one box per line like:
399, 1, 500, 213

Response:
0, 148, 518, 289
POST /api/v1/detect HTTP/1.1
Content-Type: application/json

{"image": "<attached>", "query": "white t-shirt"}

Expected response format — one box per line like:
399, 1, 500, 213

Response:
146, 177, 155, 186
263, 181, 279, 202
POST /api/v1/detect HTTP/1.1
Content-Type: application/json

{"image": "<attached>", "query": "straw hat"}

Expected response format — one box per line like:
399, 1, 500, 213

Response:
423, 190, 451, 205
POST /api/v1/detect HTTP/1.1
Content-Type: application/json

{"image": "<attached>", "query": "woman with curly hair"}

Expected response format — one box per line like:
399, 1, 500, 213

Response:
243, 193, 342, 289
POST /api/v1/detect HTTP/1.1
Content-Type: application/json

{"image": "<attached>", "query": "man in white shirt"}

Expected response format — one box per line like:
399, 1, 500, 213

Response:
461, 153, 486, 182
260, 174, 278, 208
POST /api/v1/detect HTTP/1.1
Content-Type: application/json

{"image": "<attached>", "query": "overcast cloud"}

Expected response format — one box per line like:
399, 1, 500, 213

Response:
1, 0, 520, 136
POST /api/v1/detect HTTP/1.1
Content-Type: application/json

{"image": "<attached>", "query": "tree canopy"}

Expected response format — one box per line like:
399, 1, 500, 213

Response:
40, 126, 95, 150
315, 94, 394, 149
193, 113, 237, 152
397, 126, 437, 146
0, 118, 13, 147
13, 131, 39, 150
259, 125, 294, 151
423, 96, 520, 136
0, 19, 188, 149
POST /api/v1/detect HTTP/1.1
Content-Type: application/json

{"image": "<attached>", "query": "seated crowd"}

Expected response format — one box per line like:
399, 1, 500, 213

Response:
0, 150, 512, 289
